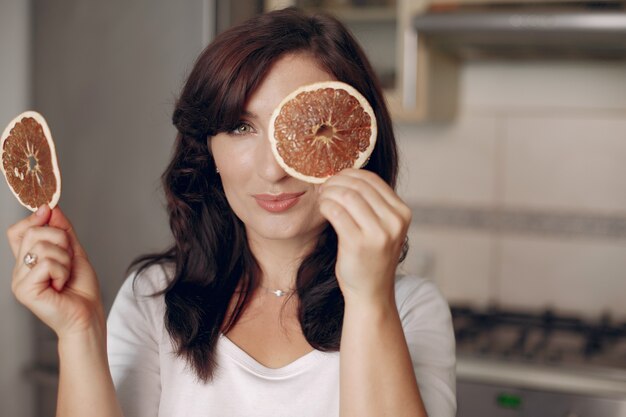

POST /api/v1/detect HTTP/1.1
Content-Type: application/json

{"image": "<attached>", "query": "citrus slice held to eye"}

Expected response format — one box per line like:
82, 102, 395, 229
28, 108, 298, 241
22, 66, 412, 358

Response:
268, 81, 377, 184
1, 111, 62, 211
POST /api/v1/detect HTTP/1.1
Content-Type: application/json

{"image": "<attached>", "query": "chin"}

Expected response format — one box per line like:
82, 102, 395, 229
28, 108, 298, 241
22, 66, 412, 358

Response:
246, 214, 326, 243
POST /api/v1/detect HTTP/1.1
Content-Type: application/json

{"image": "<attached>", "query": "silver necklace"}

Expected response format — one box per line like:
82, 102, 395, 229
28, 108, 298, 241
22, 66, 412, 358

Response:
260, 286, 294, 297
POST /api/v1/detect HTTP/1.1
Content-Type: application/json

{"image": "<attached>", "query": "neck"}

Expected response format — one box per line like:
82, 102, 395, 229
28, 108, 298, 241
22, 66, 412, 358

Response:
246, 229, 322, 291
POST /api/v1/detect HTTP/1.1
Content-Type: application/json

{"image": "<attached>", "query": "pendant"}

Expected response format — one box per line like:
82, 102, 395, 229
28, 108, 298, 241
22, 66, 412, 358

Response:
271, 289, 286, 297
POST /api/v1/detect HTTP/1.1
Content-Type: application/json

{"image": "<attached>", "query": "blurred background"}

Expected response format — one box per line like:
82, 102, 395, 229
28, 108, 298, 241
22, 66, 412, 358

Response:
1, 0, 625, 416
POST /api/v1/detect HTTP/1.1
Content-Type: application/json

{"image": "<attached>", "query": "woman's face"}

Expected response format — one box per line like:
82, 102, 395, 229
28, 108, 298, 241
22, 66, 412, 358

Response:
210, 53, 335, 245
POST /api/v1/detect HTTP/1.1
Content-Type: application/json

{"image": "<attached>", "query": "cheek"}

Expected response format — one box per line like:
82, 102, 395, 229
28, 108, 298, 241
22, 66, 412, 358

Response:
216, 157, 257, 218
213, 142, 256, 182
220, 156, 254, 179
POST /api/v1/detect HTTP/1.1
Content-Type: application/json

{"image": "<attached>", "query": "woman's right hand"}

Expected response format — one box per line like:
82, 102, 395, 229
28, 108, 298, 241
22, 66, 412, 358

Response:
7, 204, 105, 339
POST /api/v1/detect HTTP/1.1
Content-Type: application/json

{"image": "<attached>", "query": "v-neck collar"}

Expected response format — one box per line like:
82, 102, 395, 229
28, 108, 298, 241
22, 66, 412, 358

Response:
219, 334, 328, 378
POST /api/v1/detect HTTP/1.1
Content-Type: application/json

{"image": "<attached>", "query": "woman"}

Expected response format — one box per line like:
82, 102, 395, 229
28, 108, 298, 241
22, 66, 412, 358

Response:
7, 8, 455, 417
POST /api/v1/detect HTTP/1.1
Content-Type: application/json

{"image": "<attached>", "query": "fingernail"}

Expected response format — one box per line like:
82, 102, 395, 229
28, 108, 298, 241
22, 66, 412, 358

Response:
36, 205, 47, 216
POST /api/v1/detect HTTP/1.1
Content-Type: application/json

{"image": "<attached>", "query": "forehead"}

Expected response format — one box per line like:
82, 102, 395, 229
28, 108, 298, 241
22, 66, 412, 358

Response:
245, 53, 336, 118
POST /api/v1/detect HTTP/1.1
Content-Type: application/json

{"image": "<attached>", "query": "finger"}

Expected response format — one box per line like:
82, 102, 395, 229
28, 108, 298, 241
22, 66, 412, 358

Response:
320, 184, 383, 236
339, 169, 405, 210
6, 205, 52, 258
323, 173, 393, 221
319, 198, 360, 238
324, 174, 411, 237
13, 258, 71, 301
16, 241, 72, 279
337, 169, 412, 225
17, 227, 73, 263
47, 206, 87, 258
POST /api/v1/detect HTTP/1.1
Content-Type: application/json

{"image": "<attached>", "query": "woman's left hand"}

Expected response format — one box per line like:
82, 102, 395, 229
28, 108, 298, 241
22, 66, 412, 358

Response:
318, 168, 412, 304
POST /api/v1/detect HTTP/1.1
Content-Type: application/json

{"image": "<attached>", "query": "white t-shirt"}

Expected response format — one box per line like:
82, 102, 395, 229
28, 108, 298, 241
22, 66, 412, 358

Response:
107, 264, 457, 417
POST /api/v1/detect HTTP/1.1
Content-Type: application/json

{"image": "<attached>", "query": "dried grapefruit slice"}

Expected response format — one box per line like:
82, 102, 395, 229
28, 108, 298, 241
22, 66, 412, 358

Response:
269, 81, 377, 184
1, 111, 61, 211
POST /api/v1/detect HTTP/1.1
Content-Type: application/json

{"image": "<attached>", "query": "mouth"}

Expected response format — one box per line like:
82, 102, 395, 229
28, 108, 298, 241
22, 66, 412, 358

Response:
253, 192, 306, 213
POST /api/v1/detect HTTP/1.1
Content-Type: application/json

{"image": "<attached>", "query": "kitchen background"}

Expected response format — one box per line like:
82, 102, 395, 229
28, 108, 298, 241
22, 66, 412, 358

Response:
1, 0, 625, 416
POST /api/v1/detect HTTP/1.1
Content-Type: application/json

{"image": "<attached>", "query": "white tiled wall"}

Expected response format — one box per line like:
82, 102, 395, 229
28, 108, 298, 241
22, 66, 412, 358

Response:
503, 116, 626, 214
497, 235, 626, 318
402, 225, 496, 306
461, 61, 626, 111
396, 116, 498, 206
397, 60, 626, 319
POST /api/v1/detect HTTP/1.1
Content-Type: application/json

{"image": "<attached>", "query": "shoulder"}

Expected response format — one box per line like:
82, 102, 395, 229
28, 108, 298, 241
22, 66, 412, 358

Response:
108, 262, 174, 333
394, 275, 457, 415
125, 262, 174, 298
112, 262, 174, 306
393, 274, 452, 326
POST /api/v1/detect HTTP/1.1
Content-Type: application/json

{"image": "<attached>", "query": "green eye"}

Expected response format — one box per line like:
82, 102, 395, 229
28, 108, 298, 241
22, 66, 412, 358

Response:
233, 122, 253, 135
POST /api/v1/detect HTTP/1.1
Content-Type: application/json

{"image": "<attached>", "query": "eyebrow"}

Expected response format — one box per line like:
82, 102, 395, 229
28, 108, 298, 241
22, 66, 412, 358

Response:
241, 110, 259, 120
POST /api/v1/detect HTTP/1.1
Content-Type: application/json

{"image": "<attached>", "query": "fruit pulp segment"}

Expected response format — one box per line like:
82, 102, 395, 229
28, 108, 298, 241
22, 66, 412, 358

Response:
274, 87, 372, 178
2, 117, 58, 208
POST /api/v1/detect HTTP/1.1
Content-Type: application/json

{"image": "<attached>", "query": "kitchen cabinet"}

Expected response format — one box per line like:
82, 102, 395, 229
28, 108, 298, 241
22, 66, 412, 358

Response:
266, 0, 626, 122
430, 0, 587, 4
264, 0, 459, 122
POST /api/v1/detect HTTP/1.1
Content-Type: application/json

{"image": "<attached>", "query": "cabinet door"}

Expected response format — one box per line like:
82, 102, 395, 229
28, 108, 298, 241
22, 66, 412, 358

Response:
265, 0, 458, 122
267, 0, 398, 90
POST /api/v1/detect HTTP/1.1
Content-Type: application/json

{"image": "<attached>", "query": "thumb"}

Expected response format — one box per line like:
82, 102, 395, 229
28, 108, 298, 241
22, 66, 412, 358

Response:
32, 204, 53, 225
48, 205, 87, 258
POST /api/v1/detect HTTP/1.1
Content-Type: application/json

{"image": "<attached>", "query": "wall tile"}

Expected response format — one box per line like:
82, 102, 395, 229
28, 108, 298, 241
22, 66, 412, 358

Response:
397, 60, 626, 319
461, 61, 626, 111
503, 116, 626, 214
401, 224, 495, 306
497, 234, 626, 319
395, 115, 498, 206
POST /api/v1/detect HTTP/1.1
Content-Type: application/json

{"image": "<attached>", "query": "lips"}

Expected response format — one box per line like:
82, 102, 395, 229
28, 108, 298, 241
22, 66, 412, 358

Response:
253, 192, 305, 213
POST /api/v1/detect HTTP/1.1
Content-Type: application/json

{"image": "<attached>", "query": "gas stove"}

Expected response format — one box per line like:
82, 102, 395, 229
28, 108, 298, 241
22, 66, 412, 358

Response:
451, 306, 626, 417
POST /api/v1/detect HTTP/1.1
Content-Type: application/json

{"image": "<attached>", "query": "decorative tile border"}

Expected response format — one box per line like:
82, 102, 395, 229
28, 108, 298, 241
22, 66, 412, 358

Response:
410, 204, 626, 239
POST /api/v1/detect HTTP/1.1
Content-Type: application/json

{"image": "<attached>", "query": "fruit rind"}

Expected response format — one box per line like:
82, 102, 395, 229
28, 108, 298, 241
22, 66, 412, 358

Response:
268, 81, 377, 184
1, 110, 62, 211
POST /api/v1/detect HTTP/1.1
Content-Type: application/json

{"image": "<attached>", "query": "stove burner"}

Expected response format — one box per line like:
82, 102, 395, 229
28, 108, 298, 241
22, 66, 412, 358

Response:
451, 306, 626, 369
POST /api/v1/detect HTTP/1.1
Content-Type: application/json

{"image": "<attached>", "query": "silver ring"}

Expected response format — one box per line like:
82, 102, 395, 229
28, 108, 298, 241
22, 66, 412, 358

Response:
23, 252, 38, 269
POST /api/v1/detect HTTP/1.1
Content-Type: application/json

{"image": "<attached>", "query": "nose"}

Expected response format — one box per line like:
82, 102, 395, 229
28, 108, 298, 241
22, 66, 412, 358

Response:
256, 133, 289, 182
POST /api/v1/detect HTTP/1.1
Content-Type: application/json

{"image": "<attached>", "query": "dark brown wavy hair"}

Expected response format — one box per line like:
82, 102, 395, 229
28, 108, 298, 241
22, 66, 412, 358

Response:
127, 7, 405, 382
